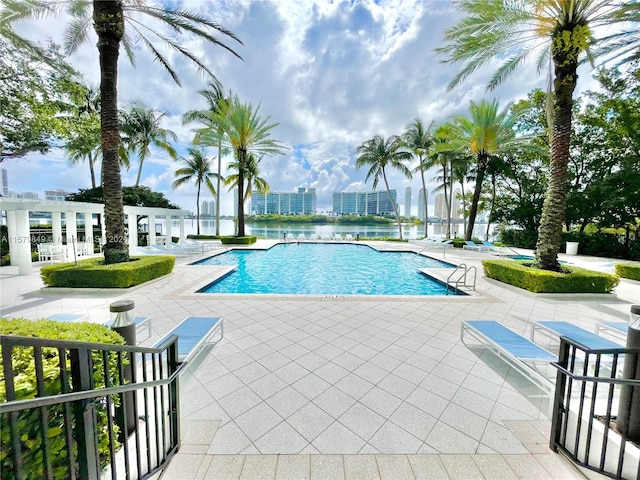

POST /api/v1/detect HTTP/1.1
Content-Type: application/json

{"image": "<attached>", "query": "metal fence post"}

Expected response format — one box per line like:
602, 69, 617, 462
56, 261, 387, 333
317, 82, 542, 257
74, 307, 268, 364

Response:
70, 347, 100, 480
617, 305, 640, 442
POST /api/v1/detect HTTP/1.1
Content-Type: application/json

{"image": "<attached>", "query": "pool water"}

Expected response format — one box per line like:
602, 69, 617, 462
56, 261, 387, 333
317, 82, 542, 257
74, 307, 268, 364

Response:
195, 243, 459, 296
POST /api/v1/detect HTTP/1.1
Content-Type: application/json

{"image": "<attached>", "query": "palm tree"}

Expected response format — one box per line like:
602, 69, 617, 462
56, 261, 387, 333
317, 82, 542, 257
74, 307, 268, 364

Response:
66, 84, 102, 188
226, 153, 270, 203
120, 103, 178, 186
172, 147, 219, 236
444, 99, 531, 241
402, 118, 434, 237
437, 0, 639, 270
203, 96, 286, 237
2, 0, 242, 264
356, 135, 412, 240
184, 82, 230, 236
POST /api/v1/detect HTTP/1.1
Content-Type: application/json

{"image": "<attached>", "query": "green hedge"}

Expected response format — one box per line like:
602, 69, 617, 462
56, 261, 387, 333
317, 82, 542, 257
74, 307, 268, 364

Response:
615, 262, 640, 281
0, 318, 125, 479
482, 259, 619, 293
187, 234, 220, 240
40, 255, 175, 288
220, 235, 257, 245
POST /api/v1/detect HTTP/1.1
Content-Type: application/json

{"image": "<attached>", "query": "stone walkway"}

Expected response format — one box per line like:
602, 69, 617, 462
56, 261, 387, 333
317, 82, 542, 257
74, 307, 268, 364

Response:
2, 242, 633, 479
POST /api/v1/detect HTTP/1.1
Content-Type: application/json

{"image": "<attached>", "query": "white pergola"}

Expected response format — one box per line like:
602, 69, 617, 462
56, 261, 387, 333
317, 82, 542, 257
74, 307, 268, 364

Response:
0, 197, 189, 275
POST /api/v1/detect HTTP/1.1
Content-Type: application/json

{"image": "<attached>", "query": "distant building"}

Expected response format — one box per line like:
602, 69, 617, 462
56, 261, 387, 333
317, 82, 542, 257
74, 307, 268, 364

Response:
1, 168, 8, 197
45, 189, 72, 201
434, 190, 461, 220
200, 199, 215, 218
251, 188, 317, 215
418, 188, 427, 221
332, 190, 397, 216
404, 187, 411, 217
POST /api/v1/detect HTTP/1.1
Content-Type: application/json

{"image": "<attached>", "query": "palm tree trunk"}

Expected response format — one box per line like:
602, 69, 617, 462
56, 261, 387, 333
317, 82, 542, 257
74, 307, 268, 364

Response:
382, 169, 403, 240
94, 0, 127, 264
215, 137, 222, 236
486, 173, 496, 240
89, 151, 96, 189
460, 182, 466, 234
237, 148, 246, 236
196, 183, 201, 236
447, 169, 454, 237
420, 157, 429, 237
442, 163, 450, 238
465, 154, 487, 241
535, 40, 579, 271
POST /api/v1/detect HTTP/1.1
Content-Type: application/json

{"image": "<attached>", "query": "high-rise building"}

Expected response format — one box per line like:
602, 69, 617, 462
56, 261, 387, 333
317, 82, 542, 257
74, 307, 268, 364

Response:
1, 168, 8, 197
418, 188, 427, 221
251, 188, 316, 215
404, 187, 411, 217
45, 189, 72, 201
434, 190, 461, 220
200, 199, 215, 218
332, 190, 397, 216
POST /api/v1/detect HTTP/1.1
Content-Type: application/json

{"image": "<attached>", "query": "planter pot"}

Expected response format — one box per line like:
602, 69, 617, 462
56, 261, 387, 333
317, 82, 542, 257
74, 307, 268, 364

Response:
566, 241, 579, 255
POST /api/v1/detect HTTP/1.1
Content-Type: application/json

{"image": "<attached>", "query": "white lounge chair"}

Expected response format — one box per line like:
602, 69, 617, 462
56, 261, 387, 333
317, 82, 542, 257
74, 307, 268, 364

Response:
531, 321, 623, 349
595, 321, 628, 342
333, 233, 343, 241
154, 316, 223, 363
463, 241, 486, 251
297, 233, 307, 242
461, 320, 556, 394
345, 234, 354, 241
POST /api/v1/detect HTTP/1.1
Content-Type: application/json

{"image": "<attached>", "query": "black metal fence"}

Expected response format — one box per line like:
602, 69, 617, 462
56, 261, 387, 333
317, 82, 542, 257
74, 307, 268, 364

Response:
550, 337, 640, 480
0, 334, 181, 480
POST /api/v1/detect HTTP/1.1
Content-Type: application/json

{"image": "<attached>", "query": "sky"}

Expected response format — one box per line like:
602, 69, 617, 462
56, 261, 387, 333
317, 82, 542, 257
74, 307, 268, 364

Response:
4, 0, 601, 216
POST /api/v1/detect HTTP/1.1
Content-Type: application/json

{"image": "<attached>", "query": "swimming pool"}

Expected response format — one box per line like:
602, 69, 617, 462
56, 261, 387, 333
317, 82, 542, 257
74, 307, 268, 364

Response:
194, 243, 460, 296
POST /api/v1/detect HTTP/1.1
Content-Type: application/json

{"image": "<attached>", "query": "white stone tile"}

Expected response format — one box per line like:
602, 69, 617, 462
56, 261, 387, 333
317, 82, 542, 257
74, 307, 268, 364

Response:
182, 419, 220, 445
314, 362, 350, 384
368, 422, 423, 454
207, 422, 252, 454
425, 423, 479, 454
274, 362, 311, 385
310, 455, 345, 480
259, 351, 292, 371
312, 422, 366, 454
502, 454, 554, 480
471, 454, 518, 479
239, 455, 278, 480
254, 422, 309, 454
248, 373, 289, 400
292, 373, 332, 400
338, 402, 386, 441
266, 386, 309, 418
313, 386, 357, 418
334, 373, 375, 400
377, 373, 417, 400
439, 403, 488, 441
389, 402, 437, 441
203, 455, 245, 480
480, 422, 529, 454
405, 386, 449, 419
275, 455, 310, 480
360, 387, 403, 419
218, 386, 262, 418
375, 455, 415, 480
160, 453, 205, 480
407, 455, 449, 480
287, 403, 334, 443
235, 402, 284, 442
439, 455, 484, 480
343, 455, 380, 480
204, 372, 245, 399
353, 363, 389, 385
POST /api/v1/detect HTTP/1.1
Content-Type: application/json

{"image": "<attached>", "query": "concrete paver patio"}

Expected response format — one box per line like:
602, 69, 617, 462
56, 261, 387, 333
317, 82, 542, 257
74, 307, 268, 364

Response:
2, 241, 635, 479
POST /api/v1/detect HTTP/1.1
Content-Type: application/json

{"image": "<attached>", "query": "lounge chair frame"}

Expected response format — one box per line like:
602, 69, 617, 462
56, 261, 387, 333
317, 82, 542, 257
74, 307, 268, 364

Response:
531, 321, 623, 350
154, 316, 223, 364
595, 321, 628, 342
461, 320, 556, 394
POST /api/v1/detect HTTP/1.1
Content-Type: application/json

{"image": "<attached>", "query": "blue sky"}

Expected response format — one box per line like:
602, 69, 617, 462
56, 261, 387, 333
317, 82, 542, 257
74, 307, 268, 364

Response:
4, 0, 598, 215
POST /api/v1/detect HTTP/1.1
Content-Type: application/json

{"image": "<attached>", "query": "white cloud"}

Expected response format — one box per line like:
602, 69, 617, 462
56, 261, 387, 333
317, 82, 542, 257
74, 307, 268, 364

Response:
4, 0, 602, 216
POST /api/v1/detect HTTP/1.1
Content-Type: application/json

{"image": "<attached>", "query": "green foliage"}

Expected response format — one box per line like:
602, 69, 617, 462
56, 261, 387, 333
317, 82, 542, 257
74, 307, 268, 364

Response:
248, 214, 330, 224
40, 256, 175, 288
337, 215, 393, 225
615, 262, 640, 281
499, 229, 539, 249
0, 318, 125, 479
482, 260, 619, 293
220, 236, 257, 245
563, 231, 639, 260
66, 186, 179, 209
187, 234, 220, 240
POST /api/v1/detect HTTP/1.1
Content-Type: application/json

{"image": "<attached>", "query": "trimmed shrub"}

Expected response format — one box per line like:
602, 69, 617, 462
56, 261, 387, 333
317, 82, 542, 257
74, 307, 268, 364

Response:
187, 234, 220, 240
482, 259, 619, 293
615, 262, 640, 281
220, 235, 257, 245
0, 318, 126, 479
499, 229, 538, 249
40, 255, 175, 288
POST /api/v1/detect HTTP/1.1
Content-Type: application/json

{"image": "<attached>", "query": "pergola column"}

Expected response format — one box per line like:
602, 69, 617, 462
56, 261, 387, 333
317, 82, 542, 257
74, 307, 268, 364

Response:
52, 211, 63, 245
6, 210, 18, 267
13, 210, 32, 275
179, 214, 185, 240
83, 213, 93, 243
148, 214, 156, 246
65, 211, 78, 246
165, 215, 172, 243
127, 212, 138, 255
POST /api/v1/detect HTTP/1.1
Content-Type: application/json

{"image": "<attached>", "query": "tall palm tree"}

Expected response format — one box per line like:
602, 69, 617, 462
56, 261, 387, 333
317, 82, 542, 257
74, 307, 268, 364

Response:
120, 103, 178, 186
2, 0, 242, 264
184, 82, 230, 236
437, 0, 639, 270
203, 96, 286, 237
402, 118, 435, 237
226, 153, 270, 203
172, 147, 219, 236
444, 99, 531, 241
356, 135, 412, 240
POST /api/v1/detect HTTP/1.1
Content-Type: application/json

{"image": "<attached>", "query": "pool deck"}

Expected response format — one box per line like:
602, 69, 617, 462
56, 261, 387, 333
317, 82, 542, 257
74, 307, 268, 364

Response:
2, 241, 637, 479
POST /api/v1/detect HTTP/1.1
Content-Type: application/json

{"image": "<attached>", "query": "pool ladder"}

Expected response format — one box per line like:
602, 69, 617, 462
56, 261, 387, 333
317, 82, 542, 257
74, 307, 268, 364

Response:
446, 263, 476, 295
